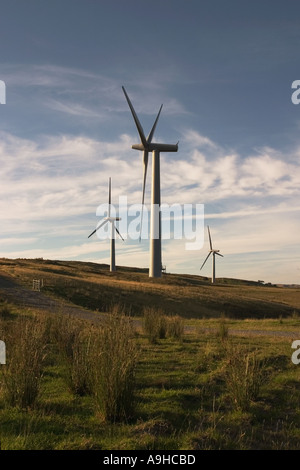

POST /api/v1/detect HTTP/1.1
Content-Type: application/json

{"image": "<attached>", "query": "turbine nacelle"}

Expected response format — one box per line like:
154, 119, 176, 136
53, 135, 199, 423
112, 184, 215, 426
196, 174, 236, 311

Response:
132, 143, 178, 152
105, 217, 121, 222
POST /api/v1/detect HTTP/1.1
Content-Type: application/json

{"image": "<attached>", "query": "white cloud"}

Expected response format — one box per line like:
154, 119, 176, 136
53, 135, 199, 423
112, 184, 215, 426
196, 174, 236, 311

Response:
184, 129, 218, 149
158, 132, 300, 203
0, 128, 299, 284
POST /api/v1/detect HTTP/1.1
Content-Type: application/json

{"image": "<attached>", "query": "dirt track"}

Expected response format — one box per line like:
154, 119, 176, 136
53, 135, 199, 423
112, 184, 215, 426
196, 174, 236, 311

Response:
0, 272, 103, 323
0, 272, 299, 339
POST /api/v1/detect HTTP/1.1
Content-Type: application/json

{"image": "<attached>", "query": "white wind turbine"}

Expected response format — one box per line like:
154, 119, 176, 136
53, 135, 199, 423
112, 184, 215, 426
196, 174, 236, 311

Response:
200, 226, 224, 284
122, 86, 178, 278
88, 177, 124, 272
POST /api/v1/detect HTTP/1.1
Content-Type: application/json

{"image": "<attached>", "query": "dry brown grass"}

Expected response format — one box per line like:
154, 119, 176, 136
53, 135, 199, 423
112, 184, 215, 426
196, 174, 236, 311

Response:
0, 258, 299, 320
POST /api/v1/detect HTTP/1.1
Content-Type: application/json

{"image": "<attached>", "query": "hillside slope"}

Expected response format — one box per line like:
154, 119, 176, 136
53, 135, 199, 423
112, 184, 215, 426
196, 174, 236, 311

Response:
0, 258, 299, 319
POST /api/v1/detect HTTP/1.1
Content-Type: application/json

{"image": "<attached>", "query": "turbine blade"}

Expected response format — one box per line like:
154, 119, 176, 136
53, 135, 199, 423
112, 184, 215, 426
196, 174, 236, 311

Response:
200, 251, 211, 270
207, 226, 213, 250
122, 86, 147, 147
216, 252, 223, 257
115, 226, 124, 241
139, 150, 148, 241
108, 177, 111, 218
88, 219, 108, 238
147, 104, 163, 143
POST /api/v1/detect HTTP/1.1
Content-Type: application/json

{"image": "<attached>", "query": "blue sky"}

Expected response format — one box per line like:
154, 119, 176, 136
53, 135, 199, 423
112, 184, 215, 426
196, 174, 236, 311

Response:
0, 0, 300, 284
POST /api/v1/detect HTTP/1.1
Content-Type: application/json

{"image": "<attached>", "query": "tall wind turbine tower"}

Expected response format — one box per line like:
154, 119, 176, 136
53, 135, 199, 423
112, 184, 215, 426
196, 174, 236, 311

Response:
200, 226, 224, 284
122, 86, 178, 278
88, 177, 124, 272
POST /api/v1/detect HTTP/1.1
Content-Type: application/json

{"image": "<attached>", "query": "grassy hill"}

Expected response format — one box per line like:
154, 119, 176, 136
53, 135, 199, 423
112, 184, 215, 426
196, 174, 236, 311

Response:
0, 258, 299, 319
1, 257, 300, 450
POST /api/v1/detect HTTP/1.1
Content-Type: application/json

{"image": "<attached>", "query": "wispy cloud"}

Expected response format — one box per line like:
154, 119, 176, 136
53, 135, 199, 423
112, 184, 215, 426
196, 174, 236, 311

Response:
2, 64, 190, 126
206, 203, 300, 219
45, 99, 105, 118
2, 64, 104, 88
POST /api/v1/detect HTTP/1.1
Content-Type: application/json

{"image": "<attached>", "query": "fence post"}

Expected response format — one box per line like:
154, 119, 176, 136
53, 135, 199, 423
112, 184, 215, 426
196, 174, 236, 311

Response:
32, 279, 41, 291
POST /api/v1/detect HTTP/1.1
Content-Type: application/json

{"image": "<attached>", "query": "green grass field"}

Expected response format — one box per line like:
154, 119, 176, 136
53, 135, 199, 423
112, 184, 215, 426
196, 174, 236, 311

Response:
0, 258, 300, 450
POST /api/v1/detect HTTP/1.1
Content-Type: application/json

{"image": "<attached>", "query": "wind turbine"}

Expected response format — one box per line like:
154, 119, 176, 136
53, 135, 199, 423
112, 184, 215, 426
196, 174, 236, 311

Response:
88, 177, 124, 272
200, 226, 223, 284
122, 86, 178, 278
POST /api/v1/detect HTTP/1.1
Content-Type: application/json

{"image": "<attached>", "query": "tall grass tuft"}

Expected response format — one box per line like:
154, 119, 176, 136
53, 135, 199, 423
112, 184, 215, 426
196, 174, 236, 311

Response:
166, 315, 184, 341
217, 315, 229, 341
143, 308, 185, 343
143, 307, 167, 343
224, 342, 265, 411
0, 302, 14, 320
49, 314, 93, 395
90, 308, 139, 422
68, 327, 94, 396
0, 315, 47, 408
